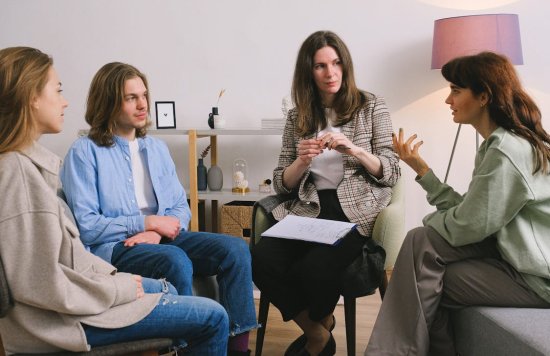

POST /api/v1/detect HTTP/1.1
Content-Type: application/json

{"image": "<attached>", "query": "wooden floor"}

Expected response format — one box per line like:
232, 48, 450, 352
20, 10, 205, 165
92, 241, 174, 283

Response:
248, 292, 382, 356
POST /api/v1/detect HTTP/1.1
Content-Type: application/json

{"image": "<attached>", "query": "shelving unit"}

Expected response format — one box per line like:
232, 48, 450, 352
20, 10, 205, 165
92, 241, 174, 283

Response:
79, 128, 283, 232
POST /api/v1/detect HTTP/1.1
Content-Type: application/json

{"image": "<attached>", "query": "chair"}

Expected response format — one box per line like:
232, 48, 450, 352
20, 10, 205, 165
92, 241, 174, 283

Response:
250, 178, 405, 356
0, 192, 173, 356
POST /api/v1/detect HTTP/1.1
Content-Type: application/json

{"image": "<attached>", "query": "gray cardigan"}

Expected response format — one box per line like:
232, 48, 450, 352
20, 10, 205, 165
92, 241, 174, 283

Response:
0, 143, 160, 354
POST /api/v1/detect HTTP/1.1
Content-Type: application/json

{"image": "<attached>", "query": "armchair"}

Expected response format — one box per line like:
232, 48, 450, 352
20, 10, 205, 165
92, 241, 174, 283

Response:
250, 177, 405, 356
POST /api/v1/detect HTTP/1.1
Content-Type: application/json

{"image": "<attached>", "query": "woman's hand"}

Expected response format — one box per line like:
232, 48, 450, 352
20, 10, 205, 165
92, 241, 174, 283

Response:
393, 128, 430, 177
133, 275, 145, 299
124, 231, 162, 247
297, 138, 324, 165
145, 215, 181, 239
318, 132, 355, 155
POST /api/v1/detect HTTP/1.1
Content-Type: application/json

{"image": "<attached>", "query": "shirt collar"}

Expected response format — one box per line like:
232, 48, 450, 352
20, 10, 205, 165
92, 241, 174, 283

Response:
114, 135, 147, 150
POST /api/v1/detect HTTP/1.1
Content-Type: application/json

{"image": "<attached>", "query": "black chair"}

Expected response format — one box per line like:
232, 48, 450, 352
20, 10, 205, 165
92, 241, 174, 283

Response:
250, 178, 405, 356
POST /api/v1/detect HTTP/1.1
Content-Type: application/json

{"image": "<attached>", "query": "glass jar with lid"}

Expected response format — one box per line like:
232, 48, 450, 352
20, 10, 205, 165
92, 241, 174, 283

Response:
232, 158, 250, 194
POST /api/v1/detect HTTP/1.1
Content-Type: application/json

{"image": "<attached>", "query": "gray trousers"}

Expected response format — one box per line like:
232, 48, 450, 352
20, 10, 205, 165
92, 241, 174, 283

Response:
365, 226, 550, 356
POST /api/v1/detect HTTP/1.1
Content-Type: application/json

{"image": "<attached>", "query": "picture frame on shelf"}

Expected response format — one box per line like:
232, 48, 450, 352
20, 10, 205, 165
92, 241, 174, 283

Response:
155, 101, 176, 129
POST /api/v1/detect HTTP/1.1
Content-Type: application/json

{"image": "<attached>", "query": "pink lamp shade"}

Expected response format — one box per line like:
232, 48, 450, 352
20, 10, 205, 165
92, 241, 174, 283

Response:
431, 14, 523, 69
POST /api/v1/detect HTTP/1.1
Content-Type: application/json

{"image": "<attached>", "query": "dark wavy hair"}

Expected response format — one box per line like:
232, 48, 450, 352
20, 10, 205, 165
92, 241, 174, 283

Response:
442, 51, 550, 174
86, 62, 151, 147
291, 30, 365, 137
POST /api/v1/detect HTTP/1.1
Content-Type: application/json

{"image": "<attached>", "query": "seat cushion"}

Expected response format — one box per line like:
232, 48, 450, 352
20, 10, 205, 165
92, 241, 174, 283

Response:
452, 306, 550, 356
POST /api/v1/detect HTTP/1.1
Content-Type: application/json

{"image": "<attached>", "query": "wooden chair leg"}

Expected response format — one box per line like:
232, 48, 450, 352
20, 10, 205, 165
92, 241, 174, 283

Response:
255, 294, 270, 356
0, 334, 5, 356
343, 296, 356, 356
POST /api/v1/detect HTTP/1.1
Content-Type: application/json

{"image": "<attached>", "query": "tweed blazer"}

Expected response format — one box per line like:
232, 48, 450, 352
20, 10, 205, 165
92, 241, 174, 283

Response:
272, 92, 400, 237
0, 143, 160, 354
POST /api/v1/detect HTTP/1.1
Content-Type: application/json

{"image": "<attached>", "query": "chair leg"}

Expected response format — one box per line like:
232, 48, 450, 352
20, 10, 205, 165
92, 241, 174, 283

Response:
255, 293, 270, 356
343, 296, 356, 356
0, 334, 5, 356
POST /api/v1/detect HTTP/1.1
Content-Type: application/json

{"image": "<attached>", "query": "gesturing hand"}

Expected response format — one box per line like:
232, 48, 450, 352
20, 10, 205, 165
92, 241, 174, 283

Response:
124, 231, 162, 247
392, 128, 430, 177
144, 215, 181, 239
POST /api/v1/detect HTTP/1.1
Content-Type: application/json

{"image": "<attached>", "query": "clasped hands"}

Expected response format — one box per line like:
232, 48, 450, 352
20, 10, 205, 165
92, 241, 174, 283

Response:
124, 215, 181, 247
298, 132, 354, 164
392, 128, 430, 177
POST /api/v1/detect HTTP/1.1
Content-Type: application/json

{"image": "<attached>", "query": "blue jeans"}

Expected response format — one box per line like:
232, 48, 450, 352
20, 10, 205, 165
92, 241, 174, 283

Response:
84, 278, 229, 355
111, 231, 258, 336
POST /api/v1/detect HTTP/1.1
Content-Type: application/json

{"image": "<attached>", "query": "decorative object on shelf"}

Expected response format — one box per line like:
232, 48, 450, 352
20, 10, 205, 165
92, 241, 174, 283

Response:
207, 164, 223, 191
197, 145, 210, 191
259, 178, 272, 193
232, 158, 250, 194
155, 101, 176, 129
213, 106, 226, 129
208, 89, 226, 129
208, 109, 215, 129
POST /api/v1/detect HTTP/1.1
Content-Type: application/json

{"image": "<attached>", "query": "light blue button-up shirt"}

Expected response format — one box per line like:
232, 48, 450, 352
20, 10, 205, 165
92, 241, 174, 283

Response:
60, 135, 191, 263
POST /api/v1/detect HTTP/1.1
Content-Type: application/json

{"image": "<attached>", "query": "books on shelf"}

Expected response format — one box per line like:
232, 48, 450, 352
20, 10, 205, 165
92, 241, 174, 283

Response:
261, 118, 285, 130
261, 215, 357, 245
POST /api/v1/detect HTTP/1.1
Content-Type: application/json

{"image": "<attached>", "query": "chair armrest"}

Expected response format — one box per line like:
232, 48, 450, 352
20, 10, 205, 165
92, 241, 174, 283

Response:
372, 178, 405, 270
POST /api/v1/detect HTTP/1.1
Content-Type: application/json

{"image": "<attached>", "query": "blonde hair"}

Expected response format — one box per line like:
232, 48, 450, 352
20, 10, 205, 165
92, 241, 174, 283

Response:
86, 62, 150, 146
0, 47, 52, 153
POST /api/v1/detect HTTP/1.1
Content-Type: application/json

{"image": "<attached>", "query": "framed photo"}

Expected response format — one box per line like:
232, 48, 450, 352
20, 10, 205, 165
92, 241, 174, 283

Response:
155, 101, 176, 129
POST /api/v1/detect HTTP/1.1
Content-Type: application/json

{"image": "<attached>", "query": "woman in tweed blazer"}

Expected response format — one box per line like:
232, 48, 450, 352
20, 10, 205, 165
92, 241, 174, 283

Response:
252, 31, 400, 356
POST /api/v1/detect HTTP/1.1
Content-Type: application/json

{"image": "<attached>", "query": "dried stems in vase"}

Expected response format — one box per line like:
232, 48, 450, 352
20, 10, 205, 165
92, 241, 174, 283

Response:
200, 144, 211, 160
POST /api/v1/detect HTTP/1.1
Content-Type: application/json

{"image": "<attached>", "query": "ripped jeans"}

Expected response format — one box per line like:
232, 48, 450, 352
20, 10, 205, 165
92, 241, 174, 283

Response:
83, 278, 229, 355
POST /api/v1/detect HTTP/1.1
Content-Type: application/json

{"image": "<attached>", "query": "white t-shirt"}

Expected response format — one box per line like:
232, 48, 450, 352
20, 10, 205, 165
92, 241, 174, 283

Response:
129, 139, 158, 215
310, 109, 345, 190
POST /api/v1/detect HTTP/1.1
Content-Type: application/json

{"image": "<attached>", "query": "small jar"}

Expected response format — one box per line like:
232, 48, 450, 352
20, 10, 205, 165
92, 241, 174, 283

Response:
232, 158, 250, 193
259, 179, 272, 193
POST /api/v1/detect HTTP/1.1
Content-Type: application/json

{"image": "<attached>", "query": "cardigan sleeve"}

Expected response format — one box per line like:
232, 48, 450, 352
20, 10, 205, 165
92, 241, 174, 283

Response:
419, 148, 533, 246
0, 210, 138, 315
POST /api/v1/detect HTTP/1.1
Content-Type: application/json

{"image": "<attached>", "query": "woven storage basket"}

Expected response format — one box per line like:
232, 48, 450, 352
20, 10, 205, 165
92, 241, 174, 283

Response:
220, 201, 255, 243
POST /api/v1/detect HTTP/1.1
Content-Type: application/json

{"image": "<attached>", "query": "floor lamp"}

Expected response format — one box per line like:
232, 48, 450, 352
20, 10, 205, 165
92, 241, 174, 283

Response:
431, 14, 523, 183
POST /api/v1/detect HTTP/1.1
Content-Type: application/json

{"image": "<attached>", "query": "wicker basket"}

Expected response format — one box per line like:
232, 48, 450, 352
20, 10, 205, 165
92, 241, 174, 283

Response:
220, 201, 255, 243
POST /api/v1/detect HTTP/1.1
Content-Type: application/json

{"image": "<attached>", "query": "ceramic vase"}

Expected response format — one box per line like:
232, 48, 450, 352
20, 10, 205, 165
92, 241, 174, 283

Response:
207, 164, 223, 191
197, 159, 207, 191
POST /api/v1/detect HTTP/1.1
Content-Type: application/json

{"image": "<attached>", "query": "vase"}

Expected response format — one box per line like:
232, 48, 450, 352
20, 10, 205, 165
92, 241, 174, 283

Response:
207, 164, 223, 191
197, 159, 207, 191
207, 113, 214, 129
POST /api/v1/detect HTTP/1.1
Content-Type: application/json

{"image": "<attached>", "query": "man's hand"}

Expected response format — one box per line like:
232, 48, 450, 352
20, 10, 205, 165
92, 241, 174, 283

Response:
144, 215, 181, 239
124, 231, 162, 247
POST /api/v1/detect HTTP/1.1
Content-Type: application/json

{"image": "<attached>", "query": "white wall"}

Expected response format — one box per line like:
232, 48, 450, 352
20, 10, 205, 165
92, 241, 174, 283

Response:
2, 0, 549, 232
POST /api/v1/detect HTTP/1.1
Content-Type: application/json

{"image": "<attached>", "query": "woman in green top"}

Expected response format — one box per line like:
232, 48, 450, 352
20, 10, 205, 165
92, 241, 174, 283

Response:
366, 51, 550, 356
